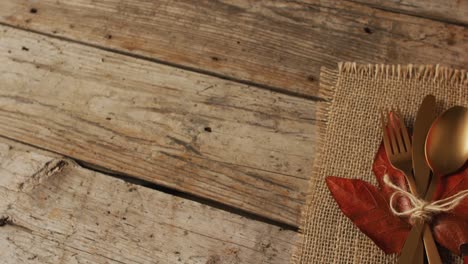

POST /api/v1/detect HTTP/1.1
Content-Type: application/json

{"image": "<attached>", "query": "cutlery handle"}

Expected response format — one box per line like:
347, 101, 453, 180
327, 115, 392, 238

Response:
413, 236, 425, 264
396, 170, 424, 264
423, 224, 442, 264
419, 175, 442, 264
397, 221, 425, 264
400, 223, 441, 264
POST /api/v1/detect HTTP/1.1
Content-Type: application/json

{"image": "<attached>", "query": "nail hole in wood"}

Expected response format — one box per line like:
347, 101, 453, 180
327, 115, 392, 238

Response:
22, 46, 29, 51
204, 127, 212, 133
0, 216, 13, 227
30, 8, 38, 14
363, 27, 373, 34
446, 32, 456, 46
210, 56, 219, 62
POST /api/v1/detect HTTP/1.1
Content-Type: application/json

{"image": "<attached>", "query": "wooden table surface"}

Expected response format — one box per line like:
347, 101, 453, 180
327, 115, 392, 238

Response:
0, 1, 466, 263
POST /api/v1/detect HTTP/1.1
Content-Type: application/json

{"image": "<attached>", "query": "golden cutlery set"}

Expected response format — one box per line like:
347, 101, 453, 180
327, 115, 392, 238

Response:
380, 95, 468, 263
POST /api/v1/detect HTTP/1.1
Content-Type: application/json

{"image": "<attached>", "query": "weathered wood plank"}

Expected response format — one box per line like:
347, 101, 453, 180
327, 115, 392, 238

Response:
0, 0, 467, 97
0, 25, 320, 226
0, 137, 296, 263
350, 0, 468, 26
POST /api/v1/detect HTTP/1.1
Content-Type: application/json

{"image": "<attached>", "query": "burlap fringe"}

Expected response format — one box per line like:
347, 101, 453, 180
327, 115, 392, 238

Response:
290, 62, 467, 264
291, 66, 339, 264
338, 62, 468, 85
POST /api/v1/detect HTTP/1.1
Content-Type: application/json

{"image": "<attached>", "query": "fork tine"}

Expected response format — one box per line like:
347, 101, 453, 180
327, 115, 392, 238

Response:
391, 109, 406, 153
396, 109, 412, 151
380, 110, 393, 155
386, 110, 399, 154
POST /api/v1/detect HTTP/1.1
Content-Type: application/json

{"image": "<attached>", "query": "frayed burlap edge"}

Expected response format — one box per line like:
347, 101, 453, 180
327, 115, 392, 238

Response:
338, 63, 468, 85
290, 62, 468, 264
290, 65, 339, 264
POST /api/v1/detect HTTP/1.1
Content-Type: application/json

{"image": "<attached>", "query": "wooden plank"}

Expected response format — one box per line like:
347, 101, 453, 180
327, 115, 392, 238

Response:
0, 137, 296, 263
350, 0, 468, 26
0, 25, 320, 226
0, 0, 467, 97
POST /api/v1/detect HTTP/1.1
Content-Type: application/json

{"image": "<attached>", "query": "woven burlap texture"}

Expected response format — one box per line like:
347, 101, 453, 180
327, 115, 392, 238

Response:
292, 63, 468, 264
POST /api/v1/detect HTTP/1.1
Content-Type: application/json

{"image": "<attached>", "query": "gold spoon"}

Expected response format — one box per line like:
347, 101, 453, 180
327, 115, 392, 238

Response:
398, 106, 468, 264
426, 105, 468, 176
423, 105, 468, 263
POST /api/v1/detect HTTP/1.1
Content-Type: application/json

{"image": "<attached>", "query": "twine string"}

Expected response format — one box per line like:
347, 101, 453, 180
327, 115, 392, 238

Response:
383, 174, 468, 222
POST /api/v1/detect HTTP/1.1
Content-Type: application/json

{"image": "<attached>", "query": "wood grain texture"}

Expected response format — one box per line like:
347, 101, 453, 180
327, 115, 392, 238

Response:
350, 0, 468, 26
0, 0, 467, 97
0, 25, 321, 226
0, 137, 296, 264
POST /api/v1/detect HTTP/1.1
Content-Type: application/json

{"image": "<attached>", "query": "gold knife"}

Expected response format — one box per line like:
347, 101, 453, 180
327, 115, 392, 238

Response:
402, 95, 441, 264
415, 95, 442, 264
413, 95, 437, 197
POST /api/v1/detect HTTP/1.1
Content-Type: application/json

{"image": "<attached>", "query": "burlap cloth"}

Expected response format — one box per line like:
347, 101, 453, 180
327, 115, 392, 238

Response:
292, 63, 468, 264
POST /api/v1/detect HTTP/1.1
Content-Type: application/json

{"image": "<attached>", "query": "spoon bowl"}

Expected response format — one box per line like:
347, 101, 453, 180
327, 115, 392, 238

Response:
425, 105, 468, 175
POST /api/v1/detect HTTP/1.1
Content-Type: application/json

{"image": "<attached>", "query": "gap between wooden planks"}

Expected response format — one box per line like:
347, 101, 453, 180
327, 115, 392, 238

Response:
350, 0, 468, 26
0, 25, 323, 226
0, 0, 466, 98
0, 137, 296, 264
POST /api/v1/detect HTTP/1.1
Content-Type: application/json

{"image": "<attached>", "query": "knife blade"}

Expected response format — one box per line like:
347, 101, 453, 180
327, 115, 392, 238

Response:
410, 94, 439, 264
412, 94, 437, 196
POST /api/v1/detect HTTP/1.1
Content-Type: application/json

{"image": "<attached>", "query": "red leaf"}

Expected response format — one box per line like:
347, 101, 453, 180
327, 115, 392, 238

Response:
432, 213, 468, 255
431, 165, 468, 254
372, 143, 413, 213
434, 166, 468, 220
326, 176, 411, 254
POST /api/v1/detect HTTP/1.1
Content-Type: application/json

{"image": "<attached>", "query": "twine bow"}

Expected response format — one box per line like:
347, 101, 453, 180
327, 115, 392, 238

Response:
383, 174, 468, 222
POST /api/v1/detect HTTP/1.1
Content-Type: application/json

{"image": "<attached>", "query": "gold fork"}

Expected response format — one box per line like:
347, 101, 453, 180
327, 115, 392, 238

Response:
381, 110, 419, 193
380, 110, 424, 264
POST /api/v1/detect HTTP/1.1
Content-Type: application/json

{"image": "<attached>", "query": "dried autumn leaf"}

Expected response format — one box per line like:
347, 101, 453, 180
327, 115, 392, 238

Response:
432, 165, 468, 255
372, 143, 412, 213
326, 176, 411, 254
433, 213, 468, 255
434, 166, 468, 220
